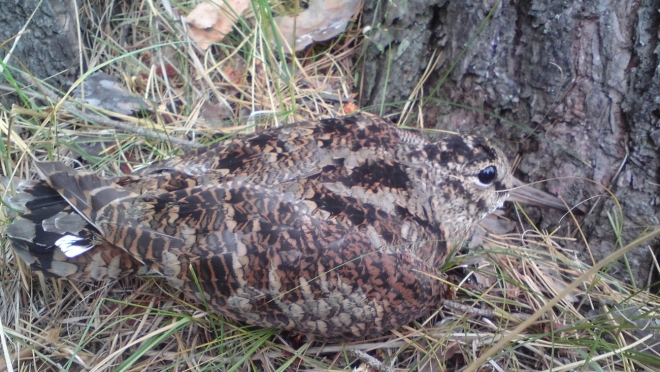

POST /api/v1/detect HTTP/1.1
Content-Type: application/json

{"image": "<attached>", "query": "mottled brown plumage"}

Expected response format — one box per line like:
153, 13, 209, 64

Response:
6, 114, 512, 341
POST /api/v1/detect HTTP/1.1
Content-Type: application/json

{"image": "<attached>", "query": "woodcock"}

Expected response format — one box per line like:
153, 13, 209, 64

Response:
6, 114, 543, 341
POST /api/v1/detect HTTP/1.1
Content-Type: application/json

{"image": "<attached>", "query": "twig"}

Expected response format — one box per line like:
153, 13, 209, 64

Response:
55, 102, 202, 148
441, 300, 532, 321
16, 72, 202, 148
347, 349, 395, 372
538, 334, 653, 372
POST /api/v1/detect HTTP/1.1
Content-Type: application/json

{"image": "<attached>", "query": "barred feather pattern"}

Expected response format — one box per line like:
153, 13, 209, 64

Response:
5, 114, 511, 341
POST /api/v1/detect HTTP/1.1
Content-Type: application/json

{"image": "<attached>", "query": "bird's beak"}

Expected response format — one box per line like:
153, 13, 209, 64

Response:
507, 177, 584, 214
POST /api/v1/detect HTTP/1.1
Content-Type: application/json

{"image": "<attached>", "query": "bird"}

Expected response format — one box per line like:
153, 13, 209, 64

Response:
5, 114, 540, 342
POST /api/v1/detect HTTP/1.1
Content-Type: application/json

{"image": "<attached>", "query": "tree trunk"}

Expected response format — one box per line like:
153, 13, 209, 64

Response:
359, 0, 660, 287
0, 0, 79, 106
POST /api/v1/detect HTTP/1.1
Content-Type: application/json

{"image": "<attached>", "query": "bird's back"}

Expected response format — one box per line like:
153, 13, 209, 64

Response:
6, 114, 509, 341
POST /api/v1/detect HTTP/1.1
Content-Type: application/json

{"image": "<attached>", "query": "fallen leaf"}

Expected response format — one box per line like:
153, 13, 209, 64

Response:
417, 342, 460, 372
74, 72, 152, 115
461, 257, 497, 289
222, 55, 247, 85
187, 2, 220, 29
273, 0, 362, 53
186, 0, 251, 50
155, 63, 178, 78
342, 101, 359, 114
198, 99, 233, 124
537, 261, 579, 302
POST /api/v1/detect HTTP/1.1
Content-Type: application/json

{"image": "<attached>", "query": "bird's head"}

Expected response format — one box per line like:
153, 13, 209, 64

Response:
404, 135, 512, 245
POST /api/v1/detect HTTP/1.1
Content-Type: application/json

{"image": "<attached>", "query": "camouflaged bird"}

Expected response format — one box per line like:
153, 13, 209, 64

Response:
6, 114, 512, 341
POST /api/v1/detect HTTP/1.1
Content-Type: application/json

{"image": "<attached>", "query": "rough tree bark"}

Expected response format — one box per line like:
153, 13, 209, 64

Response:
0, 0, 79, 106
359, 0, 660, 287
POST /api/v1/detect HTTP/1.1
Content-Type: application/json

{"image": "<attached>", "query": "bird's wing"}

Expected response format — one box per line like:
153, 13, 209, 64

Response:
92, 179, 441, 340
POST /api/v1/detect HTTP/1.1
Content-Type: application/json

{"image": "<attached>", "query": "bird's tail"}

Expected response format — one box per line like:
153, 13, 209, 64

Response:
5, 173, 143, 282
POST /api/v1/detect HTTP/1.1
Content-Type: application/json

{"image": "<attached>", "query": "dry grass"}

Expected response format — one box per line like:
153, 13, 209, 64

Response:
1, 1, 660, 371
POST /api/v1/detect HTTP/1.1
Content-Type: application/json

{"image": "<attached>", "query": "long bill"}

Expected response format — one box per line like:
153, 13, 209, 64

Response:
506, 177, 585, 214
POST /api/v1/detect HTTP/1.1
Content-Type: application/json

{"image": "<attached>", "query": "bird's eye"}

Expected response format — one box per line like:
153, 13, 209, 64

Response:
477, 166, 497, 185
